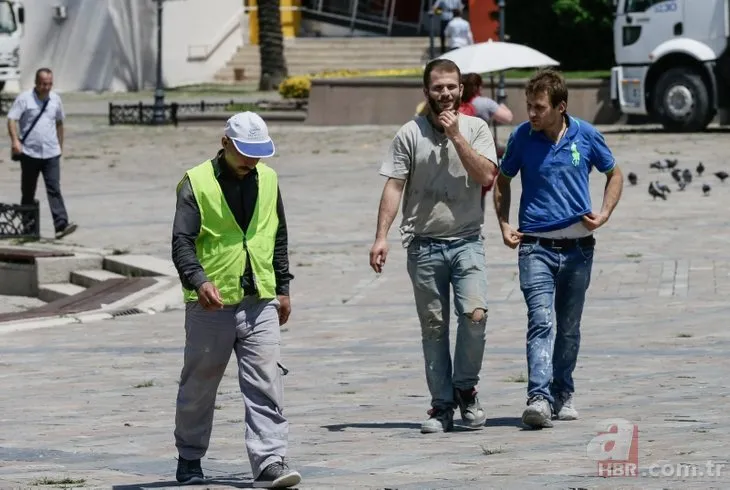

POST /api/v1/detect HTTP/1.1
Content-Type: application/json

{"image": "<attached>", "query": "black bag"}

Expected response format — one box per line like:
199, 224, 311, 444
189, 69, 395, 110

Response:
11, 98, 50, 162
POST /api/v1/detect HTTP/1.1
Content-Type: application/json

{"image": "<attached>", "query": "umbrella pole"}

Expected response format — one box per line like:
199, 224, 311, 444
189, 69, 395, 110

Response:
490, 74, 498, 143
495, 0, 507, 151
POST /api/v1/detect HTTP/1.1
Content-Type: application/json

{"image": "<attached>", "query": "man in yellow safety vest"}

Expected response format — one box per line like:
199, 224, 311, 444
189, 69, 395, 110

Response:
171, 111, 301, 488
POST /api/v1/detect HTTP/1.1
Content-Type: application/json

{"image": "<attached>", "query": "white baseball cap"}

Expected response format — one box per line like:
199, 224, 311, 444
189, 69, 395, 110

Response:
224, 111, 275, 158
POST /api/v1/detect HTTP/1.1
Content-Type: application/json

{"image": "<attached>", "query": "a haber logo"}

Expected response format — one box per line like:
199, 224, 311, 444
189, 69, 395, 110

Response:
586, 418, 639, 477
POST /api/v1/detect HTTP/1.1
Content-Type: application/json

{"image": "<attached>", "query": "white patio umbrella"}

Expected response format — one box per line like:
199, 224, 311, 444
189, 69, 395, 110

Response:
436, 39, 560, 74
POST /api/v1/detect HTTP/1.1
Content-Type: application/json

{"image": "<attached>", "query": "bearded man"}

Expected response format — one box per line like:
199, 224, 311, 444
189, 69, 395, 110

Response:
368, 59, 499, 434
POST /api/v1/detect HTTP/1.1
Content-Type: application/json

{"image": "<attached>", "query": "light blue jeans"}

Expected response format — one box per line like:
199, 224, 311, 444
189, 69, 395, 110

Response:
406, 235, 489, 410
517, 237, 594, 405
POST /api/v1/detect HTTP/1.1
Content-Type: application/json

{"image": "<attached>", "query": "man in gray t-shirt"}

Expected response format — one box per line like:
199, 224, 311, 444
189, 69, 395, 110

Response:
369, 59, 498, 434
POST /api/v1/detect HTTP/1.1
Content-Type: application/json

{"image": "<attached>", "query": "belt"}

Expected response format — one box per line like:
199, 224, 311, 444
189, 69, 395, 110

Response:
521, 235, 595, 249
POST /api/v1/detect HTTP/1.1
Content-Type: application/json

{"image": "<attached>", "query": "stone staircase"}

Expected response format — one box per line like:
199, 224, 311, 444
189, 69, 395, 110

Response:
0, 247, 182, 325
214, 37, 432, 83
36, 254, 177, 303
39, 269, 126, 302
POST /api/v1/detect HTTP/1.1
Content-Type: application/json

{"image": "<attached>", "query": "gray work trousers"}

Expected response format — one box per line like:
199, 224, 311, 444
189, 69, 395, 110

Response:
174, 296, 287, 478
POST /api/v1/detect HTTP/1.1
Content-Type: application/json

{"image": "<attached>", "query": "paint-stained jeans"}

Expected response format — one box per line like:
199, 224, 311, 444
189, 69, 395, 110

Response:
518, 238, 594, 404
406, 235, 489, 410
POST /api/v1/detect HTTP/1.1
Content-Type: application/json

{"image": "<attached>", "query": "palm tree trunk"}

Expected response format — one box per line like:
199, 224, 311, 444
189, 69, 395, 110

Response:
258, 0, 288, 91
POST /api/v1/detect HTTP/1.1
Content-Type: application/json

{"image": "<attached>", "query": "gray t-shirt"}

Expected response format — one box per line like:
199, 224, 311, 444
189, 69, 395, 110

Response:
472, 96, 500, 122
379, 114, 498, 247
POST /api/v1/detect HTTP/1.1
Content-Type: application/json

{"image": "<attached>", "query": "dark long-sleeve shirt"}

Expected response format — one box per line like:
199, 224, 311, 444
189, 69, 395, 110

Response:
171, 152, 293, 296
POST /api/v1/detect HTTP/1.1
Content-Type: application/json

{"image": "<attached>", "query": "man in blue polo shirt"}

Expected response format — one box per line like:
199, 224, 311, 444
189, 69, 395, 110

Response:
493, 69, 623, 429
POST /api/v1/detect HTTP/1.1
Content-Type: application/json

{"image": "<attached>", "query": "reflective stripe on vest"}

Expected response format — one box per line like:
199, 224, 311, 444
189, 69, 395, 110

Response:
181, 159, 279, 304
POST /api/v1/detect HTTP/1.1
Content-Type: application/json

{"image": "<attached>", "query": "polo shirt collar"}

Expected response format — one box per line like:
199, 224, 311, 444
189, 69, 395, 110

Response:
530, 114, 578, 143
564, 114, 580, 140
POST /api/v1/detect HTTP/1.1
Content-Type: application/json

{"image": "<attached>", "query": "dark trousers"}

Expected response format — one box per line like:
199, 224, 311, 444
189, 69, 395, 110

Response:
440, 20, 449, 54
20, 154, 69, 232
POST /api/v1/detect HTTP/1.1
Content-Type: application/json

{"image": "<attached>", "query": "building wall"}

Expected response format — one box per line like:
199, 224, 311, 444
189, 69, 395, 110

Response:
14, 0, 243, 93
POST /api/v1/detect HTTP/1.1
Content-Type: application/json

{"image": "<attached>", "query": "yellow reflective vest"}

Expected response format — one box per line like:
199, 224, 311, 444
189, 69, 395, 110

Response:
181, 159, 279, 304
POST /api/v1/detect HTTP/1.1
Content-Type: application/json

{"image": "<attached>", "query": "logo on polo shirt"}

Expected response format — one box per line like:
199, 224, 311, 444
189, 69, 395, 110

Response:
571, 142, 581, 166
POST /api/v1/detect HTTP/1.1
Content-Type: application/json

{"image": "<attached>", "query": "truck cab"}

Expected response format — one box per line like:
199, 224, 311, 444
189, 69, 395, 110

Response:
0, 1, 24, 92
610, 0, 730, 131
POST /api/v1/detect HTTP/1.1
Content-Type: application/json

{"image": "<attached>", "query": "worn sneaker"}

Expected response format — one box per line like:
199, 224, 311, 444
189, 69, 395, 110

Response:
176, 456, 205, 485
554, 392, 579, 420
55, 222, 77, 239
420, 407, 454, 434
521, 396, 554, 429
253, 461, 301, 488
455, 387, 487, 428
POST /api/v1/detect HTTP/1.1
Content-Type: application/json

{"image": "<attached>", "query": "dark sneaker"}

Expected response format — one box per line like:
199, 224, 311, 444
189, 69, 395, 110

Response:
253, 461, 301, 488
521, 396, 554, 429
176, 456, 205, 485
420, 407, 454, 434
55, 222, 77, 239
455, 387, 487, 428
554, 392, 579, 420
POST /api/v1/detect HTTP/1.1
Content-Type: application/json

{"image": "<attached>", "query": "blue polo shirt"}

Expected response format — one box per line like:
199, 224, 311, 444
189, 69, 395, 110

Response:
499, 116, 616, 233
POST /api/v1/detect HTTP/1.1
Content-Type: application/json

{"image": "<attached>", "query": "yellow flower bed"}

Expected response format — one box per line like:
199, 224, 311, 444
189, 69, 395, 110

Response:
278, 68, 422, 99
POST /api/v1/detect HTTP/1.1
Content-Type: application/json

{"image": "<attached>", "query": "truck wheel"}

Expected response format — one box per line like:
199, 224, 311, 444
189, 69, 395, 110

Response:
652, 67, 711, 132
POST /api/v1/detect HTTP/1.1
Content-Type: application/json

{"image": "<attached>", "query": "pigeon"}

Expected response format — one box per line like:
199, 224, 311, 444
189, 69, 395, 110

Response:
649, 161, 665, 171
627, 172, 638, 185
649, 181, 667, 200
697, 162, 705, 176
671, 168, 682, 183
665, 159, 679, 169
715, 171, 729, 182
678, 181, 687, 191
657, 182, 672, 194
682, 168, 693, 184
702, 183, 711, 196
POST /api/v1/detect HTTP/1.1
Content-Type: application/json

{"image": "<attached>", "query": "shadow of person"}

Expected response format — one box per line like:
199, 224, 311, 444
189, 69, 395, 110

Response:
322, 416, 525, 433
322, 422, 422, 432
112, 473, 260, 489
484, 416, 524, 428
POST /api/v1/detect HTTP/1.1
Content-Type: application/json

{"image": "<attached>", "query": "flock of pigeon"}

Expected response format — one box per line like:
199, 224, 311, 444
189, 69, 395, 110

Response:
626, 159, 729, 200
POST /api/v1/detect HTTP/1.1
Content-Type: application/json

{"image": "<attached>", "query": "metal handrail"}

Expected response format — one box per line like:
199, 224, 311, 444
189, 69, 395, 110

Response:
188, 5, 303, 61
304, 0, 408, 35
187, 6, 244, 61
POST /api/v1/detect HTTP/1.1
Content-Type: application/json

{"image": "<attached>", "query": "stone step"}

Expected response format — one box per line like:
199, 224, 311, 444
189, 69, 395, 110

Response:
103, 254, 177, 278
214, 37, 431, 82
226, 55, 427, 66
70, 269, 126, 288
283, 37, 431, 46
37, 283, 86, 303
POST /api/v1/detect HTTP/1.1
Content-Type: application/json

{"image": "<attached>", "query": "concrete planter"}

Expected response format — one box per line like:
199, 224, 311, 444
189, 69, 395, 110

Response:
306, 77, 621, 128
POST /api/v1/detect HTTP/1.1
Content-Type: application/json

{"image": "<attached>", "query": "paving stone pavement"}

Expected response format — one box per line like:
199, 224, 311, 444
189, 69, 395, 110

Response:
1, 120, 730, 488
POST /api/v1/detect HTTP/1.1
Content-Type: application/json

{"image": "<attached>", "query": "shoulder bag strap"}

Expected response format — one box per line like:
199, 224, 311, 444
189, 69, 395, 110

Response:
20, 97, 51, 143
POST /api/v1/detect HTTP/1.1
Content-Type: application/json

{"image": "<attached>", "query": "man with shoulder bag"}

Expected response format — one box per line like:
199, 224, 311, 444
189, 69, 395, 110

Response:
6, 68, 76, 239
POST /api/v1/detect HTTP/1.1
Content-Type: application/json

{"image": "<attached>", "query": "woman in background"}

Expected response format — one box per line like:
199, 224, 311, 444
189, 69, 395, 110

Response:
459, 73, 513, 125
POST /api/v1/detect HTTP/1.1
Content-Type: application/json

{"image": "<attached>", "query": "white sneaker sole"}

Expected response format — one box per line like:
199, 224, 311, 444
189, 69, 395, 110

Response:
253, 470, 302, 488
461, 410, 487, 428
522, 410, 554, 429
557, 411, 579, 421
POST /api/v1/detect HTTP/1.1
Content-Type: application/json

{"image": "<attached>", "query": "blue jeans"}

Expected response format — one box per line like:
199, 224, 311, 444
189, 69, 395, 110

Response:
518, 237, 594, 405
406, 235, 489, 410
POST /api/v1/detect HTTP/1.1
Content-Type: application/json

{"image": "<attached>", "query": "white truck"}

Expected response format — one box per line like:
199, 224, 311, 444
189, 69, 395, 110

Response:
610, 0, 730, 131
0, 1, 23, 92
